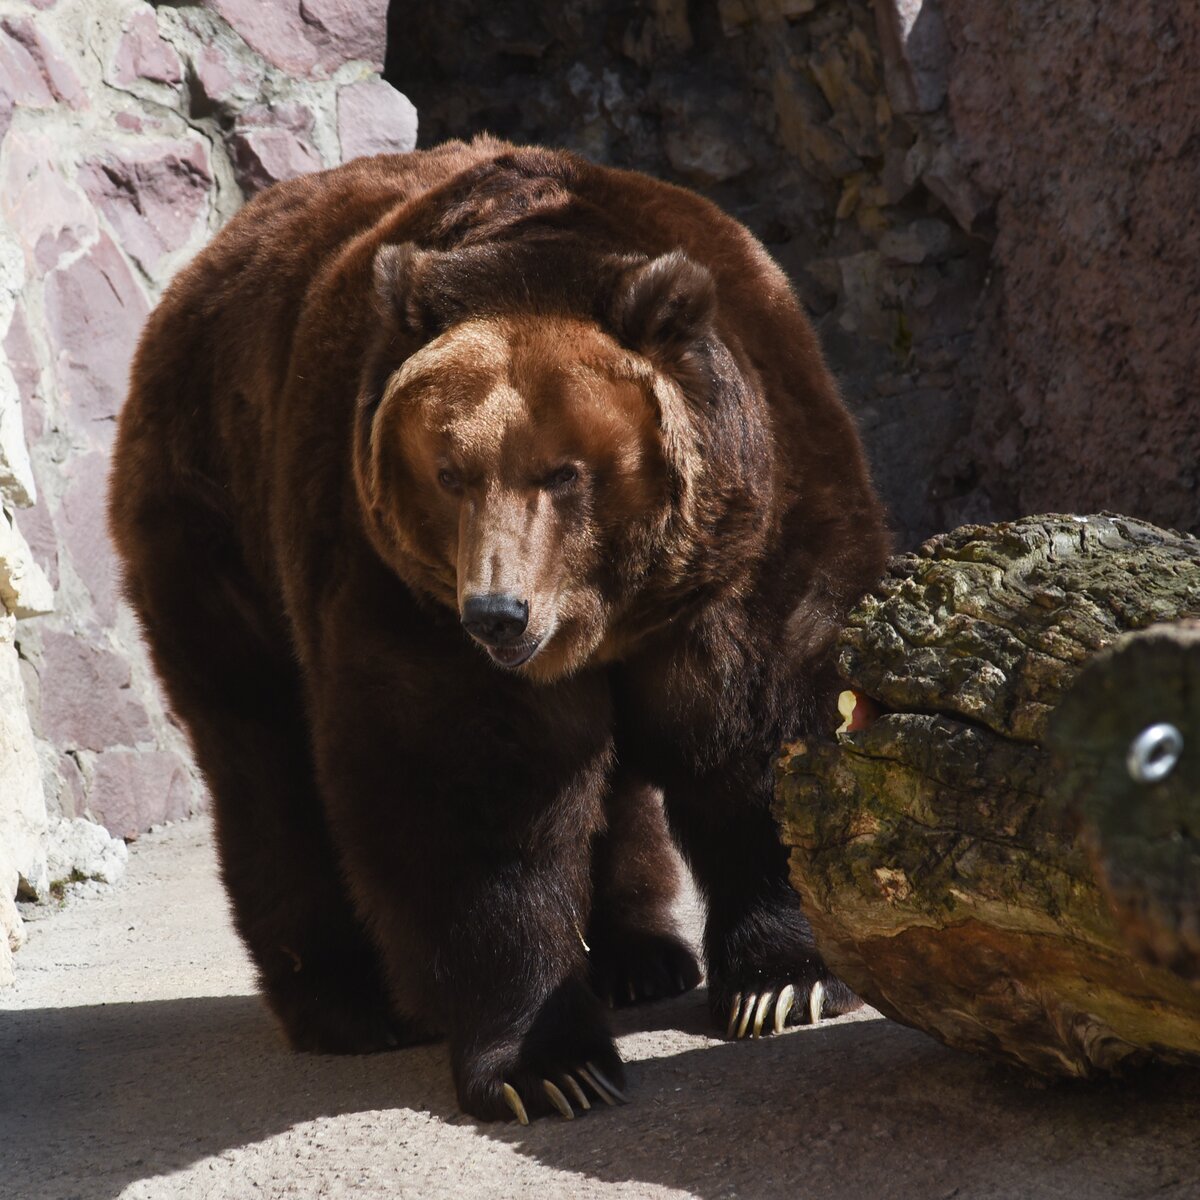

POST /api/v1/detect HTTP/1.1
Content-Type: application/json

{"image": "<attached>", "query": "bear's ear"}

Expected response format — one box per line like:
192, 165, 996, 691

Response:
611, 251, 717, 389
373, 242, 444, 340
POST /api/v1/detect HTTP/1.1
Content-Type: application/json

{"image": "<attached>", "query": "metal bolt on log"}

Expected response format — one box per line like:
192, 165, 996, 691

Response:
774, 513, 1200, 1077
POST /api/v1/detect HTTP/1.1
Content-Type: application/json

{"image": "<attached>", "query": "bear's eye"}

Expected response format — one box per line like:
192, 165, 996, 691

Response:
437, 468, 462, 492
543, 464, 580, 492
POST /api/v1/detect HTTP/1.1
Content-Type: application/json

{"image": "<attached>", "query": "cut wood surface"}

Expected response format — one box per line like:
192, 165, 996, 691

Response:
775, 514, 1200, 1078
1056, 620, 1200, 984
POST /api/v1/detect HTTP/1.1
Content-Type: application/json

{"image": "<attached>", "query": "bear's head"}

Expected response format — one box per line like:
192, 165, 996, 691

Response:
355, 240, 772, 682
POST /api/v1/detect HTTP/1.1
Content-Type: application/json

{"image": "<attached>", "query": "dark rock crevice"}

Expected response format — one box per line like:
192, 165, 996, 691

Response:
384, 0, 1199, 548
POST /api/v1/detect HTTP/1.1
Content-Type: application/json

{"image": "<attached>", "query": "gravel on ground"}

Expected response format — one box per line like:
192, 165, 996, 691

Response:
3, 816, 1198, 1200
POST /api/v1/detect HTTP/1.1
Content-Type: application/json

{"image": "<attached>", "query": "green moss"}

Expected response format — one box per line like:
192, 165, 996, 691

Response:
47, 867, 103, 904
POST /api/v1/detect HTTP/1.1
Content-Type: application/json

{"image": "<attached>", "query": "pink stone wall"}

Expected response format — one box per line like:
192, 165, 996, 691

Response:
0, 0, 416, 838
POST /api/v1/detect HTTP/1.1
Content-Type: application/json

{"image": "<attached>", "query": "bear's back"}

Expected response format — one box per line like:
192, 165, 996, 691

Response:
117, 138, 883, 657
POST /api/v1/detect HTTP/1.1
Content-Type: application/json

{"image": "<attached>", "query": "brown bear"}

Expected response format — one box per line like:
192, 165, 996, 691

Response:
109, 136, 888, 1123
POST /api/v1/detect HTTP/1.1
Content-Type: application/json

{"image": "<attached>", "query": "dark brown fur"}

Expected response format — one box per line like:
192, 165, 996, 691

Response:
108, 137, 888, 1121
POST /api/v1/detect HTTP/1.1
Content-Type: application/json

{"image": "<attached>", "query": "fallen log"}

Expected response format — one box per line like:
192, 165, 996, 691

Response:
1056, 620, 1200, 984
774, 513, 1200, 1077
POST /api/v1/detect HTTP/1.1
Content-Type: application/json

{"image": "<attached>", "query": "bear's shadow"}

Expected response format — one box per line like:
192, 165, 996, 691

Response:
6, 989, 1200, 1199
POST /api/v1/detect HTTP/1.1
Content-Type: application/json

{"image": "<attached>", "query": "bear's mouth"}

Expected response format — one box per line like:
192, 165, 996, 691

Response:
484, 639, 542, 669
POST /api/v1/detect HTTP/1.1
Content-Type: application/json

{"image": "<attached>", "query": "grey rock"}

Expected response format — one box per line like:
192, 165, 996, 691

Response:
874, 0, 948, 115
43, 815, 128, 889
663, 114, 753, 184
837, 250, 894, 340
921, 142, 992, 233
879, 217, 955, 264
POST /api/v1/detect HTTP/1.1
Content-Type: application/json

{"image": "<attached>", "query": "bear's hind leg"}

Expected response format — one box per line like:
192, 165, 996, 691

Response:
587, 773, 701, 1008
114, 494, 424, 1055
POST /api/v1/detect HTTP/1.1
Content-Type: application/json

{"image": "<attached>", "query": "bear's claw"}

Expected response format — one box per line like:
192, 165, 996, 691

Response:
542, 1079, 574, 1120
560, 1073, 591, 1111
808, 980, 824, 1026
727, 979, 826, 1039
502, 1083, 530, 1125
502, 1062, 627, 1125
580, 1061, 627, 1105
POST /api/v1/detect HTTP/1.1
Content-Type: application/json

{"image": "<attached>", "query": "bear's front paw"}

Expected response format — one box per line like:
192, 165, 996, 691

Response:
711, 960, 860, 1040
588, 926, 702, 1008
455, 980, 627, 1123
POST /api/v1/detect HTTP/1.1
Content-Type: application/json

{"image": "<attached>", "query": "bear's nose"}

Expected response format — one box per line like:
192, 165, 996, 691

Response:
461, 593, 529, 645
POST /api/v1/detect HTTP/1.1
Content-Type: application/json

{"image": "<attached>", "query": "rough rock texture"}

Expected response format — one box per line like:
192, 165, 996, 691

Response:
207, 0, 387, 79
941, 2, 1200, 533
775, 515, 1200, 1077
387, 0, 1200, 547
0, 0, 415, 982
0, 226, 52, 988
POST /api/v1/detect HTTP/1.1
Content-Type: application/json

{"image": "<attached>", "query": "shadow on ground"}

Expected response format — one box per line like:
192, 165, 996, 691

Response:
5, 988, 1199, 1200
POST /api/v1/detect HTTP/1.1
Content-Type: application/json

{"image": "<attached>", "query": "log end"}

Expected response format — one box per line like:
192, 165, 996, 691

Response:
776, 516, 1200, 1078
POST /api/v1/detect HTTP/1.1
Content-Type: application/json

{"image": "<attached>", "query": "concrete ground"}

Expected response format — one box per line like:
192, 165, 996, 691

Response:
4, 817, 1199, 1200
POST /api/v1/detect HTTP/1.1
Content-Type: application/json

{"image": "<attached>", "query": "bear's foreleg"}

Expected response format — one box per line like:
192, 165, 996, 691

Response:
616, 610, 859, 1039
587, 772, 701, 1008
308, 623, 627, 1121
675, 773, 859, 1038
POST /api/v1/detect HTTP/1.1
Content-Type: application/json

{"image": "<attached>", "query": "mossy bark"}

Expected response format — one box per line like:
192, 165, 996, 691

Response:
774, 514, 1200, 1077
1057, 619, 1200, 984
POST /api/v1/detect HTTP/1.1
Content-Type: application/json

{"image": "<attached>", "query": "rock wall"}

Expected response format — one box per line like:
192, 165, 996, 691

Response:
0, 224, 52, 985
938, 0, 1199, 535
0, 0, 415, 977
387, 0, 1199, 546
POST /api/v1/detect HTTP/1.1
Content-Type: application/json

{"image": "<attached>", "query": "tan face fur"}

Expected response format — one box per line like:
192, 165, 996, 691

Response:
362, 316, 677, 681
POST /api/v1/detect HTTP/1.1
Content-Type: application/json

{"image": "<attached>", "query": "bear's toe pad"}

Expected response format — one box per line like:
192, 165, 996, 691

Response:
589, 929, 702, 1009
